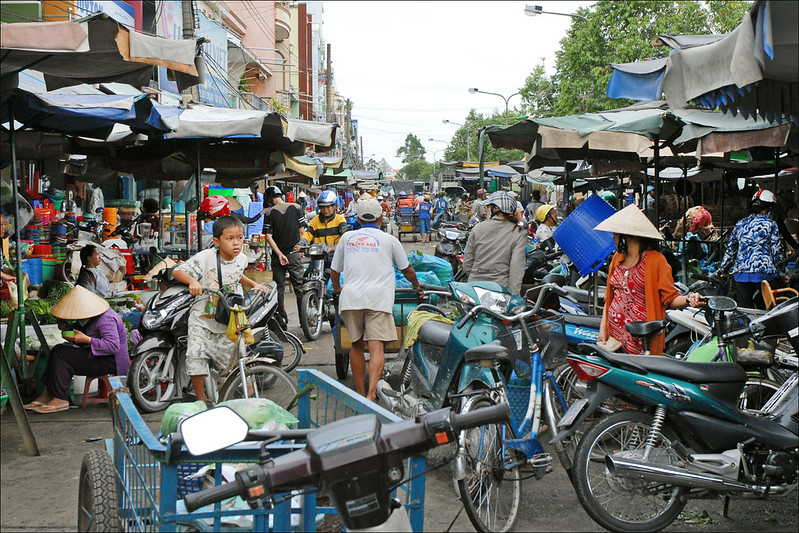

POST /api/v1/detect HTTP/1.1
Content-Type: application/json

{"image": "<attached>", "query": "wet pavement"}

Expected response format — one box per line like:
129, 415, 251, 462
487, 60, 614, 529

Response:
2, 232, 797, 531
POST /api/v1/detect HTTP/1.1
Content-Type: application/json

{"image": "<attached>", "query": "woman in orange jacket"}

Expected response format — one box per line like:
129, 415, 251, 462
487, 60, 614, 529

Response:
594, 205, 702, 355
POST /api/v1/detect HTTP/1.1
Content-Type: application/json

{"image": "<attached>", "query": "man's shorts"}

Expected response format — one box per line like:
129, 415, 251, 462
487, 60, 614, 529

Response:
341, 309, 397, 343
419, 218, 431, 234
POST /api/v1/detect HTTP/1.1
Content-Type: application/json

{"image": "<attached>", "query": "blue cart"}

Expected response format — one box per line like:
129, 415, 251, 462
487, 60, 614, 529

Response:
398, 206, 418, 242
77, 370, 427, 532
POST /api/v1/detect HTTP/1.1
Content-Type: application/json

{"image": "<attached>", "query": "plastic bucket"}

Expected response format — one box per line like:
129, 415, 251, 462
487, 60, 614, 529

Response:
119, 249, 135, 275
553, 194, 616, 277
42, 258, 59, 281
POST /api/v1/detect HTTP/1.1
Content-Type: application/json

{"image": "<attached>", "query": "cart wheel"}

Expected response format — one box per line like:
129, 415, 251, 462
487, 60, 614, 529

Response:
78, 450, 121, 532
412, 235, 417, 242
335, 352, 350, 380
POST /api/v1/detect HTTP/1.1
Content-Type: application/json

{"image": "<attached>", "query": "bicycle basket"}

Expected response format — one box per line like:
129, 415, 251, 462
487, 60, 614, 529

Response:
532, 314, 567, 368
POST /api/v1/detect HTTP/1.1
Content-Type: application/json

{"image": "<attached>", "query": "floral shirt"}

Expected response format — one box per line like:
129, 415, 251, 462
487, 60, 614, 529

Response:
720, 214, 786, 282
607, 252, 648, 354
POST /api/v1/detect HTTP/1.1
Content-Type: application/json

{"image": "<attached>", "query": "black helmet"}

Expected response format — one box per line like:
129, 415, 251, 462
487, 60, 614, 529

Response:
264, 185, 282, 199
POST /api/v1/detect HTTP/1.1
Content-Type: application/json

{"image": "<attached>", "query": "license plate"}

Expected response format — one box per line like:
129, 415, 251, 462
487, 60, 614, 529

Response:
558, 398, 589, 428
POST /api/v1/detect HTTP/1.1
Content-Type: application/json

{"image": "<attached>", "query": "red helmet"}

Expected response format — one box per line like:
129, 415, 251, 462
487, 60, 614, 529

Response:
199, 195, 230, 219
476, 188, 485, 197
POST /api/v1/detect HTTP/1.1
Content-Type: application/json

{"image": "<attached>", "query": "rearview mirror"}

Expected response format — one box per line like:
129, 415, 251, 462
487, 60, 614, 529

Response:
180, 407, 249, 456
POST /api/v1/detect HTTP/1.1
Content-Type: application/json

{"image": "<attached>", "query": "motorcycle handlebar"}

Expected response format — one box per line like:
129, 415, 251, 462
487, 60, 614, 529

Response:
451, 402, 510, 432
184, 479, 243, 511
205, 288, 266, 314
456, 283, 559, 329
721, 327, 750, 342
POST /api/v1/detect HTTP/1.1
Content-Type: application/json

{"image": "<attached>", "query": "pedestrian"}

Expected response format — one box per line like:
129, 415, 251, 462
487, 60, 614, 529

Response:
262, 185, 307, 325
535, 204, 558, 247
594, 204, 701, 355
23, 285, 129, 413
718, 189, 789, 308
171, 216, 269, 403
432, 191, 450, 228
330, 198, 422, 401
462, 191, 527, 295
299, 190, 348, 247
525, 189, 545, 223
456, 193, 471, 225
415, 194, 432, 242
76, 244, 112, 298
470, 188, 488, 222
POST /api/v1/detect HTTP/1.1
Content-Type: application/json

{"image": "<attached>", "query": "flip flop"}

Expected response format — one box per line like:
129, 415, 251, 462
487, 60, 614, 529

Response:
23, 401, 46, 411
32, 403, 70, 414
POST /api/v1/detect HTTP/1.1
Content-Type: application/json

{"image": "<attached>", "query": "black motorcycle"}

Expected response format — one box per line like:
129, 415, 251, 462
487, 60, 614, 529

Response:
128, 268, 304, 412
298, 243, 336, 341
434, 222, 468, 281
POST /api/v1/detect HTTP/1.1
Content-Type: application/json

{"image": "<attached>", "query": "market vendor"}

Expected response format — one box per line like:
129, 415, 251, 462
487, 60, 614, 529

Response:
76, 244, 112, 298
23, 285, 129, 413
0, 212, 28, 291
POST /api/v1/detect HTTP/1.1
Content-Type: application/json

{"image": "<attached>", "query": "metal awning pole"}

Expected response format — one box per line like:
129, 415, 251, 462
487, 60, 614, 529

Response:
196, 142, 203, 254
653, 135, 660, 223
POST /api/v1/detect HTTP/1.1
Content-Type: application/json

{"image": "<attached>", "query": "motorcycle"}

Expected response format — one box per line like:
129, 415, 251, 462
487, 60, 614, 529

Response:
179, 402, 510, 532
434, 223, 468, 280
128, 269, 304, 413
552, 296, 799, 532
297, 243, 336, 341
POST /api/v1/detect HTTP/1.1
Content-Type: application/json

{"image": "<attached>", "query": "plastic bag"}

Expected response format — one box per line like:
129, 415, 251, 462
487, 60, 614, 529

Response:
217, 397, 298, 430
407, 251, 453, 285
160, 400, 207, 436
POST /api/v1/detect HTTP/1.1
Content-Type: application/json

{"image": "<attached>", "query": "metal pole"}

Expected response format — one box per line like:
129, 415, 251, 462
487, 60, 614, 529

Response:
478, 127, 486, 191
653, 135, 660, 224
196, 142, 203, 254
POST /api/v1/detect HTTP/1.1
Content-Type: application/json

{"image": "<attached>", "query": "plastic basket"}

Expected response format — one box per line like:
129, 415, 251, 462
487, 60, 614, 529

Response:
553, 194, 616, 277
21, 257, 42, 285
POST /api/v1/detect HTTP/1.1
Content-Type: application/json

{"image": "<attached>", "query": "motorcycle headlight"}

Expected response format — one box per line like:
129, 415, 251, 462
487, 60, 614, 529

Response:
454, 289, 476, 306
474, 287, 512, 313
141, 309, 167, 329
444, 230, 460, 240
308, 243, 326, 256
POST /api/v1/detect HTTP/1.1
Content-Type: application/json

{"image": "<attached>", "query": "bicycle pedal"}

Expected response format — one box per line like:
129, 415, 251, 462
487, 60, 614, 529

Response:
528, 453, 552, 470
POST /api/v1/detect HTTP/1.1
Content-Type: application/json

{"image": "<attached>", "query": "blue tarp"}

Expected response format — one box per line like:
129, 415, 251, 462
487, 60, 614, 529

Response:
606, 59, 667, 101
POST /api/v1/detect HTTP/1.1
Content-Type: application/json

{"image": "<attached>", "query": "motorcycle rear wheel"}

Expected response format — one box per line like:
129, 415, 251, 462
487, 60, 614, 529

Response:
128, 349, 179, 413
299, 290, 323, 341
218, 364, 298, 414
335, 351, 350, 380
573, 410, 687, 533
456, 396, 521, 533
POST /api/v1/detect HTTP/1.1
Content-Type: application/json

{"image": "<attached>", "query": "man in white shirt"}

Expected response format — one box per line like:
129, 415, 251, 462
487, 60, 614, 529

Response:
330, 198, 422, 401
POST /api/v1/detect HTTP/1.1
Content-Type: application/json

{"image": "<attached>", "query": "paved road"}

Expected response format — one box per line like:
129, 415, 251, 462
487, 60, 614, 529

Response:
1, 232, 796, 531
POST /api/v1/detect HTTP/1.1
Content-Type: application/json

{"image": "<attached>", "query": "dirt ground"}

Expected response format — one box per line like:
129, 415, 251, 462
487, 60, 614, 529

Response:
2, 234, 797, 532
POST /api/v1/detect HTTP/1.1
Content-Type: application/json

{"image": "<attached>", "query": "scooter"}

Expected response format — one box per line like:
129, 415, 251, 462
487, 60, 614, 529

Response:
434, 222, 468, 277
179, 402, 510, 532
297, 243, 336, 341
128, 269, 304, 413
552, 296, 799, 533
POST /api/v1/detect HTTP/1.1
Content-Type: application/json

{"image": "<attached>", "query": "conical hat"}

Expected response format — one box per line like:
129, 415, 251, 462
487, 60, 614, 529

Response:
51, 285, 110, 320
593, 204, 663, 240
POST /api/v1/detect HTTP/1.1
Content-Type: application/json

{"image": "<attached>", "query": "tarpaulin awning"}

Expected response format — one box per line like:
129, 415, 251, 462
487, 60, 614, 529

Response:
165, 105, 268, 139
0, 14, 199, 92
1, 89, 177, 139
484, 165, 522, 179
281, 117, 336, 150
606, 58, 668, 101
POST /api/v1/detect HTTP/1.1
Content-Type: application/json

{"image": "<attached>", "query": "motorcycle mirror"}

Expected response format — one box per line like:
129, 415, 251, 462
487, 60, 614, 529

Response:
180, 407, 249, 456
707, 296, 737, 313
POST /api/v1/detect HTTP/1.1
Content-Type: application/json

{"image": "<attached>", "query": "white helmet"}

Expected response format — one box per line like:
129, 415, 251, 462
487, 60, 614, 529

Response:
751, 189, 776, 209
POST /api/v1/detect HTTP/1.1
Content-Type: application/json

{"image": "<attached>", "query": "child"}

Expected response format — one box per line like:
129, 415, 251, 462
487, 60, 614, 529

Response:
172, 216, 268, 403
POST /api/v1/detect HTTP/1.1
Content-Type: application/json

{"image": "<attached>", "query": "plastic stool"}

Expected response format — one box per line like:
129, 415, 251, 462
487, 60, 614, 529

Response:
81, 375, 114, 407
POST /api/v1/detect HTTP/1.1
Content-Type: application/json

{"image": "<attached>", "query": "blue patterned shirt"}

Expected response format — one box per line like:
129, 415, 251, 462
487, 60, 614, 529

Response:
720, 214, 786, 281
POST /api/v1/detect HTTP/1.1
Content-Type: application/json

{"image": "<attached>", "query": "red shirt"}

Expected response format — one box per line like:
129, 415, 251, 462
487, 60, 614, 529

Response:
607, 253, 648, 354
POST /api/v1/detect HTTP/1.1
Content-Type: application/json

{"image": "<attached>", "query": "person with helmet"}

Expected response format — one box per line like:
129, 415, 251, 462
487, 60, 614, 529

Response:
299, 190, 349, 248
594, 205, 701, 355
456, 192, 472, 224
470, 188, 488, 222
263, 185, 307, 324
199, 195, 268, 227
462, 191, 528, 295
718, 189, 788, 308
535, 204, 558, 245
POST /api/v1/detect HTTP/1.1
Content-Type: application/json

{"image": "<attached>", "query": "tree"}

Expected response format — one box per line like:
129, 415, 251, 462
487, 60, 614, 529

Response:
396, 134, 434, 180
548, 0, 752, 115
365, 157, 391, 174
444, 109, 525, 163
519, 65, 556, 118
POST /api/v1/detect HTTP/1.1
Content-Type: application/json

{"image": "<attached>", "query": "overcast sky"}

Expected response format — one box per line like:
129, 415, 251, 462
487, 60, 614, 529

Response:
321, 1, 594, 170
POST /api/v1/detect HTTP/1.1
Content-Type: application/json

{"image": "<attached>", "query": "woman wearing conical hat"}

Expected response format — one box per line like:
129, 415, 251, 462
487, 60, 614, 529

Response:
23, 286, 129, 413
594, 205, 702, 355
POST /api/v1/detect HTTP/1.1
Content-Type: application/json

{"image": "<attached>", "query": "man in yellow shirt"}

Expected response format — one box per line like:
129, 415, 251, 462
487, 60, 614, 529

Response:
299, 190, 349, 247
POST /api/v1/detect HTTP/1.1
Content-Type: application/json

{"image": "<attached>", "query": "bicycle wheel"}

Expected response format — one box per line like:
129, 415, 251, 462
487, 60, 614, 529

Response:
128, 350, 178, 413
572, 410, 687, 532
299, 291, 323, 341
543, 363, 585, 476
739, 377, 780, 414
78, 450, 121, 532
219, 364, 298, 413
456, 396, 521, 533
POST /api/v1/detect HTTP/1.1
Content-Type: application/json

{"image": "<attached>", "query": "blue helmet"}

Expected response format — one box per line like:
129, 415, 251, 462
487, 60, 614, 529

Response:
318, 190, 337, 207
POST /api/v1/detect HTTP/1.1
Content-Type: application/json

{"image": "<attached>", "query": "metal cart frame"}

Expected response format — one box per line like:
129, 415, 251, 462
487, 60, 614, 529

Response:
398, 206, 418, 242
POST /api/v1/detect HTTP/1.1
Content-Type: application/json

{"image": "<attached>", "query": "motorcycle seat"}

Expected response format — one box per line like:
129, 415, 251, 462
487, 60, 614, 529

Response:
563, 314, 602, 329
625, 320, 666, 338
464, 340, 509, 363
417, 319, 452, 347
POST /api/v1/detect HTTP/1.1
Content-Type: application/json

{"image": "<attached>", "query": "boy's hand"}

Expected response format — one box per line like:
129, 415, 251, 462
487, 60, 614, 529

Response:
188, 279, 203, 296
253, 283, 269, 294
278, 252, 289, 266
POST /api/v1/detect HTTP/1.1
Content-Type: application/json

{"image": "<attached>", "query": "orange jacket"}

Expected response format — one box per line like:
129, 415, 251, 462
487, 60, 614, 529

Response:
603, 250, 679, 355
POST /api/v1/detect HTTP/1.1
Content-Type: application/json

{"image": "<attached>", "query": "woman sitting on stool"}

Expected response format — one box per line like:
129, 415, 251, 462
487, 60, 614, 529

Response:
76, 244, 112, 298
23, 285, 129, 413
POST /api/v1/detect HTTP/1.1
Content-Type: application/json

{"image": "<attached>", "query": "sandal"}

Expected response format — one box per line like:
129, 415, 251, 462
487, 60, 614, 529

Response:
32, 403, 70, 414
23, 401, 46, 411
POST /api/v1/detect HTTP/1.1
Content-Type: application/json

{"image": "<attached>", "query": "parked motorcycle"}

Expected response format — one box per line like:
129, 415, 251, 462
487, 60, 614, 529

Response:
552, 296, 799, 532
434, 223, 468, 280
297, 243, 336, 341
128, 269, 304, 413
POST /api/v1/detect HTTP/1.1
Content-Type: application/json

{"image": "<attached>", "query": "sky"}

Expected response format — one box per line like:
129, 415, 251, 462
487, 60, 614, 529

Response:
321, 1, 594, 170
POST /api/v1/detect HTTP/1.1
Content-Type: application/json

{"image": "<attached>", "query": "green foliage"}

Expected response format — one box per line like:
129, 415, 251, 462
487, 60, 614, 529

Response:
42, 280, 71, 305
399, 159, 434, 181
0, 300, 10, 318
520, 65, 556, 118
706, 1, 751, 33
26, 299, 57, 324
444, 109, 525, 163
396, 133, 427, 165
365, 157, 392, 174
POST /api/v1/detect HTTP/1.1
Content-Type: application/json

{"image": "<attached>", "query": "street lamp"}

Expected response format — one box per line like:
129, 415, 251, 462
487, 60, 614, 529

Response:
524, 4, 587, 20
442, 119, 471, 161
428, 147, 444, 177
468, 88, 521, 123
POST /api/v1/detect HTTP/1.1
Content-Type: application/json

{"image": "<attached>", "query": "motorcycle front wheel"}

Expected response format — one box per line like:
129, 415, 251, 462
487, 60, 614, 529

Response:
299, 290, 324, 341
218, 364, 298, 414
572, 410, 687, 533
456, 396, 521, 533
128, 349, 179, 413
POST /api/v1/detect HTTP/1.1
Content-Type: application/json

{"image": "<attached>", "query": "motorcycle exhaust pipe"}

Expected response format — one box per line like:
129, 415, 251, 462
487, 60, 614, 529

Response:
606, 456, 760, 493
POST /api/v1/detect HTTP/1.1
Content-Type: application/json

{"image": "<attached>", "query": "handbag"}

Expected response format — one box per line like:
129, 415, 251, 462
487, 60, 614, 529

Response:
213, 250, 244, 325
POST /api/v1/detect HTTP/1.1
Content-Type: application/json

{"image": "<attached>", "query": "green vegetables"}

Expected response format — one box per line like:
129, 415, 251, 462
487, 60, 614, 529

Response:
0, 300, 11, 318
24, 299, 58, 324
37, 280, 71, 305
